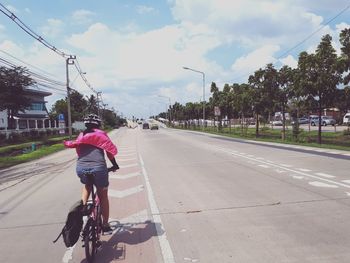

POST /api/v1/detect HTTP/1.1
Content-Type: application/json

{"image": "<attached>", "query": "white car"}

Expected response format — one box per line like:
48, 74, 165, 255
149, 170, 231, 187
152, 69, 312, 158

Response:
343, 113, 350, 125
310, 116, 336, 126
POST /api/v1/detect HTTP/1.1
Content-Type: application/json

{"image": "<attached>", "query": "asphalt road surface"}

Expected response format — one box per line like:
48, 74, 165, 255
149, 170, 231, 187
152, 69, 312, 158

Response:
1, 126, 350, 263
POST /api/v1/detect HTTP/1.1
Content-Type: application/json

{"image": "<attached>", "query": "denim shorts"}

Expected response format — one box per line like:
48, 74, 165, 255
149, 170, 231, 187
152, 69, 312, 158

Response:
76, 166, 109, 188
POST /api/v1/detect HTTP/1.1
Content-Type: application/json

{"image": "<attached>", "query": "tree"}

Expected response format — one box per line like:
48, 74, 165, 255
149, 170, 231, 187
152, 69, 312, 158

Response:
277, 65, 294, 140
86, 94, 99, 114
70, 90, 88, 121
298, 35, 341, 144
339, 28, 350, 84
248, 64, 278, 137
0, 66, 35, 128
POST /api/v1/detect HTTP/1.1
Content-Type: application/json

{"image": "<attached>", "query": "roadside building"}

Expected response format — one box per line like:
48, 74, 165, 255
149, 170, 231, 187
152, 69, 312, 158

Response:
0, 88, 58, 132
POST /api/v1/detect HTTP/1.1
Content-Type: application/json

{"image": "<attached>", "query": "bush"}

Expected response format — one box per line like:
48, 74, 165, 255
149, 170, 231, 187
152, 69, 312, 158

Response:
0, 133, 6, 143
8, 132, 21, 142
30, 130, 39, 138
343, 128, 350, 136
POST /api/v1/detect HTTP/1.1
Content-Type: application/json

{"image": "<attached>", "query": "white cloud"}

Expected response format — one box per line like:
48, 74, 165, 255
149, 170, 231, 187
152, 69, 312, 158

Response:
231, 45, 280, 75
279, 55, 297, 69
40, 19, 64, 38
71, 9, 95, 25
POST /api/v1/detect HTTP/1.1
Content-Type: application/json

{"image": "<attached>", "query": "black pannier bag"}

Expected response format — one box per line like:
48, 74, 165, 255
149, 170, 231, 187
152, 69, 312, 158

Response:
53, 200, 83, 247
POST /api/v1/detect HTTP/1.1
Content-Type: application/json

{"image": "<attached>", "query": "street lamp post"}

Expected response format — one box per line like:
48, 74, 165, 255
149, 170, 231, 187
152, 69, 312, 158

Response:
183, 66, 205, 130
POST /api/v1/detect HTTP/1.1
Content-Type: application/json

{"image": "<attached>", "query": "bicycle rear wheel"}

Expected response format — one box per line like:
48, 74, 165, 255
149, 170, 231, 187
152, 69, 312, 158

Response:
84, 218, 97, 263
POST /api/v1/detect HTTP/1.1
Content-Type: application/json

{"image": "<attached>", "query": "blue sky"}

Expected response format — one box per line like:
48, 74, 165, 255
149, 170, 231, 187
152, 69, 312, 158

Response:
0, 0, 349, 119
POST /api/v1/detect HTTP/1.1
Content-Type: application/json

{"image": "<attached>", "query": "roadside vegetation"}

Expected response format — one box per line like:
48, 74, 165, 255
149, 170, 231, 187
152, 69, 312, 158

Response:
174, 124, 350, 151
0, 135, 71, 169
156, 29, 350, 147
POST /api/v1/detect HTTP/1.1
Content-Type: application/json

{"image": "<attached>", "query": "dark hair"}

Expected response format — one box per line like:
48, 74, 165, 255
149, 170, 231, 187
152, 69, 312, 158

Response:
83, 123, 100, 135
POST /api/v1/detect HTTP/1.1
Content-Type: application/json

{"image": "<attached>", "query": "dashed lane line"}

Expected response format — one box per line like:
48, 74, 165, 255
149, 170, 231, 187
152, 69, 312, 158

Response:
216, 147, 350, 189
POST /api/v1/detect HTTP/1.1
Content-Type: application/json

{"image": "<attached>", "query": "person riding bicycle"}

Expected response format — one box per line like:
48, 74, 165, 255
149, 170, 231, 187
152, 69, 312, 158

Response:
64, 113, 119, 233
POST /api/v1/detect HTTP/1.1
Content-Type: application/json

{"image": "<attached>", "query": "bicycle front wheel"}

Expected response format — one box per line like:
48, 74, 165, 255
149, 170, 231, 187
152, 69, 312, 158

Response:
84, 218, 96, 263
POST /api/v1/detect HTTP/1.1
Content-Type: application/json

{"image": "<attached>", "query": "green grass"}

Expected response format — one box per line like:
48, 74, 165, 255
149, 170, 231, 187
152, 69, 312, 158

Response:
176, 125, 350, 151
0, 143, 65, 169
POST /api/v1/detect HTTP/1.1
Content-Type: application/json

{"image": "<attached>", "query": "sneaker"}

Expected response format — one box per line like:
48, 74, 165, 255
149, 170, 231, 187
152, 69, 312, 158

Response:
102, 224, 112, 233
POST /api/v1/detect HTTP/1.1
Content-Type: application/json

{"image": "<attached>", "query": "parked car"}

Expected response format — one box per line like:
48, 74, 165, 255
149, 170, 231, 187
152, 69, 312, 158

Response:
142, 122, 149, 129
291, 117, 309, 125
271, 120, 283, 126
310, 116, 336, 126
343, 113, 350, 125
150, 123, 159, 130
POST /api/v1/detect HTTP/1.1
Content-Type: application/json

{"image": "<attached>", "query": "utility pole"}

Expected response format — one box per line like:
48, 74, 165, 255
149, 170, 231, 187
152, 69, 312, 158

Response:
66, 55, 76, 139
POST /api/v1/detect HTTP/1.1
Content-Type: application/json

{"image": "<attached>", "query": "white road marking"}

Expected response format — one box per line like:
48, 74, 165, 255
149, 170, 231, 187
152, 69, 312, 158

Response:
298, 168, 312, 172
346, 192, 350, 196
108, 185, 144, 198
315, 172, 335, 178
258, 164, 270, 168
274, 169, 287, 174
118, 157, 137, 162
139, 154, 175, 263
62, 245, 75, 263
342, 180, 350, 184
280, 164, 292, 167
118, 153, 136, 157
309, 181, 338, 188
110, 172, 141, 180
214, 147, 350, 189
292, 175, 304, 180
120, 163, 139, 168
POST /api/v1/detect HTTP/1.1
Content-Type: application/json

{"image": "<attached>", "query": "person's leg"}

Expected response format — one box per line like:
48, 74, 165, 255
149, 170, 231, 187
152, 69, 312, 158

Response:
97, 187, 109, 225
82, 184, 92, 205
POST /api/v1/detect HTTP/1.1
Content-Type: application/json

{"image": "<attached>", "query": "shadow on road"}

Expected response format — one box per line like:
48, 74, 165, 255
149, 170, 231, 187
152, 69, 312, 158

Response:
80, 220, 164, 263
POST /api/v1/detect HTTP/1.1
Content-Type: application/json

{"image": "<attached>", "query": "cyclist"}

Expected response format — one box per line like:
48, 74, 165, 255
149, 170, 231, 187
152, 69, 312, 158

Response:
64, 113, 119, 233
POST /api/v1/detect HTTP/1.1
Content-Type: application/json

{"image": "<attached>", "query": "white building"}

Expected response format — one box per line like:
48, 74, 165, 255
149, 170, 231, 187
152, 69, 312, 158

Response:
0, 88, 58, 131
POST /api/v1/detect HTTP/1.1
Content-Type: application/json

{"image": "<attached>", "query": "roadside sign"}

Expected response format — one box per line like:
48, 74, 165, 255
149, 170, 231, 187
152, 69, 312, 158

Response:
214, 106, 221, 116
58, 114, 65, 121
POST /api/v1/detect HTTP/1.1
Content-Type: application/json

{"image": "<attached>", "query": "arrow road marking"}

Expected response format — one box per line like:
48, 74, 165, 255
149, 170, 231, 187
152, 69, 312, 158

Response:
108, 185, 144, 198
110, 172, 141, 180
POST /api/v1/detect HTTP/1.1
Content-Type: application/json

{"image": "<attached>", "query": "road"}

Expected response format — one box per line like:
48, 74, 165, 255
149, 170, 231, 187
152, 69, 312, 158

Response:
1, 127, 350, 262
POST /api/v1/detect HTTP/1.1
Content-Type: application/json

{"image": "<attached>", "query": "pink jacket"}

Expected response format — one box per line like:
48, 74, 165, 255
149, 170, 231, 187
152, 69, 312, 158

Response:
64, 129, 118, 159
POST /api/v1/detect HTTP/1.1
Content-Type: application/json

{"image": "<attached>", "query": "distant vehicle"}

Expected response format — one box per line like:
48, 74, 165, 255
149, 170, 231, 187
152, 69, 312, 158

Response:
150, 123, 159, 130
343, 113, 350, 125
271, 120, 283, 126
142, 123, 149, 129
310, 116, 336, 126
291, 117, 309, 125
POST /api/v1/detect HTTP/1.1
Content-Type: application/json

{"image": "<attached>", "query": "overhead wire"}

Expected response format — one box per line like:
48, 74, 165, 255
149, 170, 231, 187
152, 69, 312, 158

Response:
0, 3, 99, 95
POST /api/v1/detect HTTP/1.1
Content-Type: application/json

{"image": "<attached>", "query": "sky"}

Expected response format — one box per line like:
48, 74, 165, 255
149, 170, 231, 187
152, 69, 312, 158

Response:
0, 0, 350, 119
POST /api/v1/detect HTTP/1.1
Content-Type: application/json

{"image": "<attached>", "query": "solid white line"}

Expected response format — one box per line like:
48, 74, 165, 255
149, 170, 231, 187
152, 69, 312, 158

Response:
139, 154, 175, 263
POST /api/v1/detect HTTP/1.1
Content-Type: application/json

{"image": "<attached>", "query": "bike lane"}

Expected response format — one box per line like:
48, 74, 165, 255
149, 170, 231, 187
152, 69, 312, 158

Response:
69, 137, 164, 262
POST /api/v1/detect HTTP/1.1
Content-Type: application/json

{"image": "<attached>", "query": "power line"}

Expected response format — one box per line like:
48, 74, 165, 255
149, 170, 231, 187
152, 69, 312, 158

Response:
0, 3, 70, 58
0, 49, 62, 80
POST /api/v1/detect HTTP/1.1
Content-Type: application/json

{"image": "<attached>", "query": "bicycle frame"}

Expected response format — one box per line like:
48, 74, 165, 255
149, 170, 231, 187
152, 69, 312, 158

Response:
83, 171, 103, 262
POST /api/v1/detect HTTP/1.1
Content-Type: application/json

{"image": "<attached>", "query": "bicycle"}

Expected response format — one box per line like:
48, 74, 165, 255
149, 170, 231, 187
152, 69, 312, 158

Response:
81, 167, 115, 263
